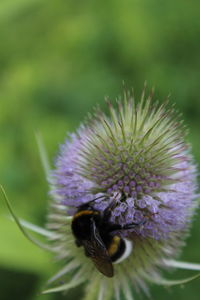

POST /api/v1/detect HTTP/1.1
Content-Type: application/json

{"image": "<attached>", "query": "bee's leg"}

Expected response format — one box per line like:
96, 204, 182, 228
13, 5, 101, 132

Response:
105, 215, 146, 231
75, 239, 83, 247
108, 219, 146, 233
109, 212, 157, 233
121, 219, 147, 230
102, 192, 123, 221
102, 201, 116, 221
84, 248, 90, 257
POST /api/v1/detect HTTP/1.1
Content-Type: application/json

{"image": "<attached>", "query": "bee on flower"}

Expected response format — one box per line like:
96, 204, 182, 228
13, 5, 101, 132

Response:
2, 86, 200, 299
45, 87, 199, 298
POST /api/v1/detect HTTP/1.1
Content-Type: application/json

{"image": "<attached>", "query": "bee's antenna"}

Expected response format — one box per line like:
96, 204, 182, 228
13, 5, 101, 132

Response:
87, 191, 121, 207
83, 194, 107, 207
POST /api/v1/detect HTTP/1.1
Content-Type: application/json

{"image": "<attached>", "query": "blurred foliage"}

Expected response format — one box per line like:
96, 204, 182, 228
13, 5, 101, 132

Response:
0, 0, 200, 299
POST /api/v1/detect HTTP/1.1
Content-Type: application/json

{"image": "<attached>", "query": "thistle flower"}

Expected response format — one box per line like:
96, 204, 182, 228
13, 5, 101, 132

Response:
44, 88, 199, 298
1, 87, 200, 300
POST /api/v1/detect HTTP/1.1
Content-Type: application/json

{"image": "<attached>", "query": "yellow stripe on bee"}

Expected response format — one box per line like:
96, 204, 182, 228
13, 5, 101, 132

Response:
108, 236, 121, 256
73, 210, 99, 220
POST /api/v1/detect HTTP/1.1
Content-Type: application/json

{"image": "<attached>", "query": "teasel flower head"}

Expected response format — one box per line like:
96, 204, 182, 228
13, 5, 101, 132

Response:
45, 88, 199, 299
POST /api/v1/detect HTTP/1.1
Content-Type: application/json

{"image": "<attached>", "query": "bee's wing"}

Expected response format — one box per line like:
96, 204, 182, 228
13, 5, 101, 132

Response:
82, 220, 114, 278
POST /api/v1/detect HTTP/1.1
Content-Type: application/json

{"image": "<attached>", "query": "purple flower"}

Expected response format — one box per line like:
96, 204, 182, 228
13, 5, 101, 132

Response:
46, 89, 199, 298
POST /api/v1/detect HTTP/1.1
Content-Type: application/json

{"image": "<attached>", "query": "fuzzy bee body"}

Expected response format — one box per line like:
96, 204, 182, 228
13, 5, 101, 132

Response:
71, 204, 136, 277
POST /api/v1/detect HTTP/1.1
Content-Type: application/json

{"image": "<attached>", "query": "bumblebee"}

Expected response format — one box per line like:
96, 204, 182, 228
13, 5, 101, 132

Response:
71, 200, 145, 277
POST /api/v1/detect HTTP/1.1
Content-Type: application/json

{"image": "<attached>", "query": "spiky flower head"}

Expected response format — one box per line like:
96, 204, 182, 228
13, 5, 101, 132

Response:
47, 89, 198, 298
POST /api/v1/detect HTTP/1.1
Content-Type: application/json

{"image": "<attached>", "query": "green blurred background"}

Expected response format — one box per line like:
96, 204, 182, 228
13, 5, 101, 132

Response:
0, 0, 200, 299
